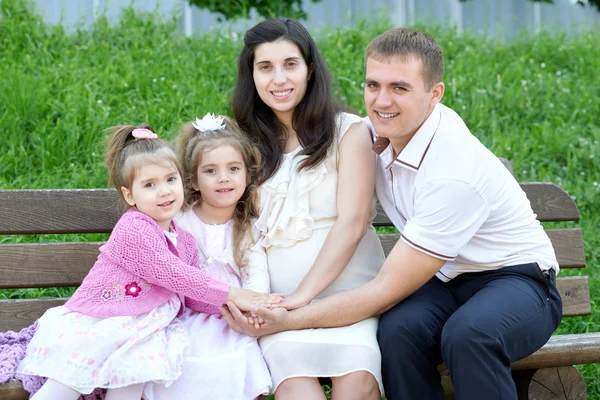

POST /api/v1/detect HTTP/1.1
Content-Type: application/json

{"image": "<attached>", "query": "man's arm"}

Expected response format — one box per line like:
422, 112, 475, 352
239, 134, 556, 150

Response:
221, 239, 445, 336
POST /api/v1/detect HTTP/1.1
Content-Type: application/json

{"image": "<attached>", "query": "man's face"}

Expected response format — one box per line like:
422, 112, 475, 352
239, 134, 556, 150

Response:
364, 56, 443, 153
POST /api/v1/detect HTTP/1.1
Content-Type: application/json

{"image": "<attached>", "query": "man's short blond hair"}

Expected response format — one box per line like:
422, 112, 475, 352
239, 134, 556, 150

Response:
365, 28, 444, 91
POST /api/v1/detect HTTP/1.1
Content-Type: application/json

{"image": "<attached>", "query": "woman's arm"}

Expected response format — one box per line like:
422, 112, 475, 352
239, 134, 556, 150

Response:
280, 121, 377, 309
242, 231, 271, 294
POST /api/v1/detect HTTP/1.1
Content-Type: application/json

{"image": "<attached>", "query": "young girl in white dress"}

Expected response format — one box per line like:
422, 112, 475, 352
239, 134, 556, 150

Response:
144, 114, 273, 400
16, 124, 280, 400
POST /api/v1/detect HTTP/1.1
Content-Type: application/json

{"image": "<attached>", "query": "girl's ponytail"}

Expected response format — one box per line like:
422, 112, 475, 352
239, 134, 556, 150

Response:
105, 125, 140, 189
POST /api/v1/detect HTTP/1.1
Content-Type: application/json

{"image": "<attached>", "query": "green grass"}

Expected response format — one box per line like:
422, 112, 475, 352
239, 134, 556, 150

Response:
1, 0, 599, 397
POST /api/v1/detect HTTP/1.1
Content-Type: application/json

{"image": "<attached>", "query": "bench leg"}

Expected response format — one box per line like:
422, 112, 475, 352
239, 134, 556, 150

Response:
0, 379, 30, 400
514, 366, 586, 400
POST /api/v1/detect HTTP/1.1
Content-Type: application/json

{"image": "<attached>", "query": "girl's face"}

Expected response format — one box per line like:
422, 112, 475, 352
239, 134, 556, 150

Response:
194, 144, 248, 217
121, 162, 184, 231
252, 40, 310, 125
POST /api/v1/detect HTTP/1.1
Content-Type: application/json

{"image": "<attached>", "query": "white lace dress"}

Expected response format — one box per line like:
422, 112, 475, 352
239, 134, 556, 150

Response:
255, 112, 386, 393
144, 211, 271, 400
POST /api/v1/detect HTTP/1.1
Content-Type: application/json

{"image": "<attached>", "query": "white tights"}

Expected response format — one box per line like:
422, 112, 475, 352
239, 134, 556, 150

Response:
31, 379, 145, 400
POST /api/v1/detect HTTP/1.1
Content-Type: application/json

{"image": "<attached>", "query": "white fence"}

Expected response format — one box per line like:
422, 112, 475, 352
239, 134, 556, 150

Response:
34, 0, 600, 38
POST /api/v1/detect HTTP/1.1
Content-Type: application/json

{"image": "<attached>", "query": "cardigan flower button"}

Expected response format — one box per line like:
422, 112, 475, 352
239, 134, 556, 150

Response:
125, 282, 142, 298
101, 289, 113, 301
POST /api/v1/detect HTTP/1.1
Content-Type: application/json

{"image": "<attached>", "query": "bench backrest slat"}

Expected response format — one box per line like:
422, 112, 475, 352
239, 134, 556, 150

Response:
377, 229, 585, 268
545, 229, 586, 267
0, 298, 67, 332
374, 182, 580, 225
558, 276, 592, 317
0, 190, 120, 234
0, 229, 584, 290
0, 184, 580, 235
0, 276, 590, 332
0, 242, 103, 288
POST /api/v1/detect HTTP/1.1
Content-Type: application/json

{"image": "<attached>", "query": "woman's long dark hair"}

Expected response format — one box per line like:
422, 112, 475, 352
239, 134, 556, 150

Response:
232, 18, 340, 184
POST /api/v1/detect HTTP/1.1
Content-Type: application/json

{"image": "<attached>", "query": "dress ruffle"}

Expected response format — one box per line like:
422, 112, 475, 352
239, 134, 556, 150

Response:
255, 151, 329, 249
255, 112, 363, 249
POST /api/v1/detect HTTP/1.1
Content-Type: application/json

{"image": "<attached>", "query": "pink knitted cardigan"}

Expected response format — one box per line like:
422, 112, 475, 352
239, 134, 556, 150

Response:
65, 208, 230, 318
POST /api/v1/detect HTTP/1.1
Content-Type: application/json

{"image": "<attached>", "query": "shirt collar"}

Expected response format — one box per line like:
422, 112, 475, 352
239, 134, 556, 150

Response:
372, 104, 442, 171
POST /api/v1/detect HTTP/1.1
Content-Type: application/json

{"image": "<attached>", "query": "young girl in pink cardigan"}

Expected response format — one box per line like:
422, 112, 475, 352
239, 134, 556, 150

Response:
144, 114, 273, 400
16, 124, 282, 400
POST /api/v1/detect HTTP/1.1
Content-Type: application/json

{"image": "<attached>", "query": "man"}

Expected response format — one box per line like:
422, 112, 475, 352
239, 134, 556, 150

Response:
221, 28, 562, 400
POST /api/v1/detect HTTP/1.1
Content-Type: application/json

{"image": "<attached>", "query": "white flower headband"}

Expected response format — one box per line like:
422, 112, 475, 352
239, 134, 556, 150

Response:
192, 113, 226, 132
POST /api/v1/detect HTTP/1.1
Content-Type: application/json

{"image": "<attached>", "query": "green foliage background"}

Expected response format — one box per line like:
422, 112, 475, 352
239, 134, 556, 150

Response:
1, 0, 599, 397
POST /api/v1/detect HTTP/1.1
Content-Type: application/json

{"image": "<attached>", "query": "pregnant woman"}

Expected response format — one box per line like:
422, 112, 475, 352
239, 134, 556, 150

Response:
232, 18, 386, 400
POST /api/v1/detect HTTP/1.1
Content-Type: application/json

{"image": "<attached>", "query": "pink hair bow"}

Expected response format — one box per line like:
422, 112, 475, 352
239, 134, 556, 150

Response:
132, 128, 158, 140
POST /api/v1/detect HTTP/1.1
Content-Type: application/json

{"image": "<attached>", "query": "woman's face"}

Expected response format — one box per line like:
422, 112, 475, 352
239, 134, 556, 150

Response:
252, 40, 310, 125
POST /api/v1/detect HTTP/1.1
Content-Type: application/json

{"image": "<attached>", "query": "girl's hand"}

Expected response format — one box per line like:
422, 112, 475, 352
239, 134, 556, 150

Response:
227, 287, 283, 312
277, 291, 312, 310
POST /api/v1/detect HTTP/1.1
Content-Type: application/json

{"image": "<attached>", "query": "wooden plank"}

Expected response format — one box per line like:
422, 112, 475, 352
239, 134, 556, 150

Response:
0, 189, 121, 234
0, 298, 67, 332
522, 182, 580, 222
378, 229, 585, 268
0, 380, 30, 400
0, 242, 100, 289
0, 183, 580, 235
0, 277, 588, 333
557, 276, 591, 316
512, 332, 600, 370
545, 229, 586, 268
1, 229, 581, 290
373, 182, 580, 226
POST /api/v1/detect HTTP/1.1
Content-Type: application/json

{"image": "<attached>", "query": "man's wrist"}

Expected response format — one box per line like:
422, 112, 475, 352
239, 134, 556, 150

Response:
286, 308, 303, 331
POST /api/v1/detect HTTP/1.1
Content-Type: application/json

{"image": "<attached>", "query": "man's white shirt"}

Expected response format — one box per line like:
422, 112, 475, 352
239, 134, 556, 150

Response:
366, 103, 558, 282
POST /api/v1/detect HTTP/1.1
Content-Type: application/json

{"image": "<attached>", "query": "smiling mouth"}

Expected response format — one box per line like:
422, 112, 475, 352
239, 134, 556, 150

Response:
271, 89, 292, 97
158, 200, 175, 207
376, 111, 400, 119
216, 188, 234, 193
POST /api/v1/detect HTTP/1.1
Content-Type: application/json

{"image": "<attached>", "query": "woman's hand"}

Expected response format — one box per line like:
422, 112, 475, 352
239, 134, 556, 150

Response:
226, 287, 283, 312
277, 290, 312, 310
220, 302, 293, 337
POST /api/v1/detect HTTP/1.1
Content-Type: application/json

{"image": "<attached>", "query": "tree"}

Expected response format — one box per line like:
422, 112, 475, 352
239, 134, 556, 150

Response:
458, 0, 600, 13
188, 0, 322, 22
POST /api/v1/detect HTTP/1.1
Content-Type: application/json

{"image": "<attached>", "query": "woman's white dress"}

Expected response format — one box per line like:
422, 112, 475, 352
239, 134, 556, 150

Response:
255, 112, 386, 393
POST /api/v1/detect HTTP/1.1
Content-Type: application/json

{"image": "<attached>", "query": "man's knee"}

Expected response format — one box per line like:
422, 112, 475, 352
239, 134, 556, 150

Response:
377, 305, 439, 352
440, 314, 494, 360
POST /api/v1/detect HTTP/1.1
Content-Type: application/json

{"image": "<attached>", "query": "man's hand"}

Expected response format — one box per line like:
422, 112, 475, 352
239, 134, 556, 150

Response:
220, 301, 292, 337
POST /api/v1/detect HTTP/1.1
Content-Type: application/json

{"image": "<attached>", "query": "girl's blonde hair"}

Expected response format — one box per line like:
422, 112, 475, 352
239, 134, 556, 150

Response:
176, 117, 261, 268
105, 123, 182, 208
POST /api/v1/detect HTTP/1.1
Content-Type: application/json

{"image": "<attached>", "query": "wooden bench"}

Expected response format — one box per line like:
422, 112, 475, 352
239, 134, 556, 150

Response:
0, 165, 598, 399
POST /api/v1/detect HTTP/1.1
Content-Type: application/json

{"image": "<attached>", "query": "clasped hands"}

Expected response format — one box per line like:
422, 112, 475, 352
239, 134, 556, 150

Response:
220, 289, 311, 337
